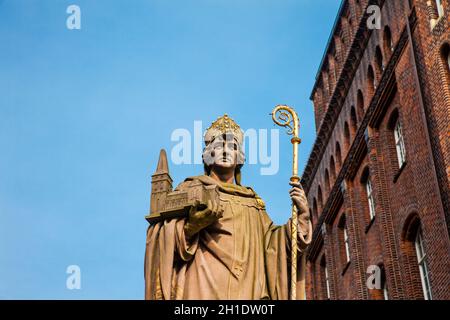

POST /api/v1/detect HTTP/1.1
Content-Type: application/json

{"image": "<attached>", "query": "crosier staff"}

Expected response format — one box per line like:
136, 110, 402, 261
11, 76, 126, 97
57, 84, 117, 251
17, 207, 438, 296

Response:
271, 105, 304, 300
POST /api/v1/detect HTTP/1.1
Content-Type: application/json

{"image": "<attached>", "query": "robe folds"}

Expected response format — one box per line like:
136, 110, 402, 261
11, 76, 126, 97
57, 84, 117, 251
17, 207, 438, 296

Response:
144, 175, 312, 300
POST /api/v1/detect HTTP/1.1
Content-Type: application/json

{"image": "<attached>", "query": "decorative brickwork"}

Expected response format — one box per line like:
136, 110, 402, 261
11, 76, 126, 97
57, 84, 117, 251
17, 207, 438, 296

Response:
304, 0, 450, 300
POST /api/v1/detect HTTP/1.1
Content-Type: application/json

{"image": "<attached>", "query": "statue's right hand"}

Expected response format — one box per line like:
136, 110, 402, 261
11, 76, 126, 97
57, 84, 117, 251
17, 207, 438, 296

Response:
185, 200, 223, 238
189, 200, 223, 225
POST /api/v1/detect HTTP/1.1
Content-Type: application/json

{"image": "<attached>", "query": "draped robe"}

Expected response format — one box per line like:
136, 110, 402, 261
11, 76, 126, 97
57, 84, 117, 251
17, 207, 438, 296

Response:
144, 175, 312, 300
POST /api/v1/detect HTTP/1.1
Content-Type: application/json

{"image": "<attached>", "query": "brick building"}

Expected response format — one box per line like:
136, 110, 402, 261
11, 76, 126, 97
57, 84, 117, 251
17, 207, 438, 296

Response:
302, 0, 450, 299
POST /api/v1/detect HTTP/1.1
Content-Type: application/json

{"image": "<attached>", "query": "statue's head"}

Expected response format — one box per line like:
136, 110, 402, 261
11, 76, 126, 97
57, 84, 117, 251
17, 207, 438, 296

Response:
202, 114, 245, 185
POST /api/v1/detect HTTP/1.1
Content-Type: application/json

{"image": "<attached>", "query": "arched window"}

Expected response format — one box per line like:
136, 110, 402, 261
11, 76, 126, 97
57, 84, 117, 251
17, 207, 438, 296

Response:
313, 198, 318, 221
336, 142, 342, 169
350, 106, 358, 133
394, 118, 407, 168
361, 167, 376, 222
388, 109, 407, 171
366, 177, 375, 220
325, 169, 331, 194
375, 45, 384, 75
368, 65, 376, 94
357, 90, 365, 121
338, 214, 351, 265
344, 122, 351, 151
318, 186, 323, 211
415, 226, 432, 300
330, 156, 336, 181
383, 26, 394, 55
402, 215, 433, 300
320, 255, 331, 300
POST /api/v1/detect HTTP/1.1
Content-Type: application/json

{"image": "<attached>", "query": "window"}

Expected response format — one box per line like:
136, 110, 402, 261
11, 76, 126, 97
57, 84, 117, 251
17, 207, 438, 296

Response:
324, 264, 331, 299
428, 0, 445, 28
402, 215, 433, 300
394, 119, 406, 168
379, 265, 389, 300
376, 46, 384, 72
321, 256, 331, 300
415, 227, 433, 300
318, 186, 323, 211
368, 65, 376, 93
336, 142, 342, 169
365, 176, 376, 220
339, 215, 351, 265
344, 122, 351, 151
383, 26, 394, 54
357, 90, 364, 121
383, 280, 389, 300
444, 44, 450, 75
313, 199, 318, 221
435, 0, 444, 18
330, 156, 336, 181
350, 106, 358, 133
343, 225, 351, 263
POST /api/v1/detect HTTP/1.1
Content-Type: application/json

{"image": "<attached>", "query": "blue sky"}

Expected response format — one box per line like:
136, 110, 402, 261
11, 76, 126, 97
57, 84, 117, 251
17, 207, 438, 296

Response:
0, 0, 340, 299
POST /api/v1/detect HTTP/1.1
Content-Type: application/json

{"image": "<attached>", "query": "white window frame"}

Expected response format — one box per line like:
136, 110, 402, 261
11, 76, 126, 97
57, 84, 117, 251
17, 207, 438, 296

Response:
415, 228, 433, 300
394, 120, 407, 168
343, 227, 351, 263
436, 0, 444, 18
383, 280, 389, 300
324, 263, 331, 300
366, 178, 376, 220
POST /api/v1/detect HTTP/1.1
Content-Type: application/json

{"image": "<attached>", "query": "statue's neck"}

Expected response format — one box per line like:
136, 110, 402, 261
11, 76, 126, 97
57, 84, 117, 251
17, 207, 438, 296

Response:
209, 168, 235, 185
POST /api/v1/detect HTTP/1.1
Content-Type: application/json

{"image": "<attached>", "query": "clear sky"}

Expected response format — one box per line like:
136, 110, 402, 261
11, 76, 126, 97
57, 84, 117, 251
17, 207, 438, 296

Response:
0, 0, 341, 299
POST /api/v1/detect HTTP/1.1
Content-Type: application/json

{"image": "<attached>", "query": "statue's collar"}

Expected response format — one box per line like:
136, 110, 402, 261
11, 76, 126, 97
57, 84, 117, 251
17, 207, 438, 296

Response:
184, 175, 256, 198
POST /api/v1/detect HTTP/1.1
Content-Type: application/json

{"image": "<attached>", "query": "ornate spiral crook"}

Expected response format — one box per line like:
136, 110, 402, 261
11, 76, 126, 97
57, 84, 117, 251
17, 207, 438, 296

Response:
271, 105, 299, 137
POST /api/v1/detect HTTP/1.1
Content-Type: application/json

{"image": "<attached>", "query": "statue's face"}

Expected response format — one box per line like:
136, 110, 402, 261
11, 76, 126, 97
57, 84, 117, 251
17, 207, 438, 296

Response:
210, 135, 238, 171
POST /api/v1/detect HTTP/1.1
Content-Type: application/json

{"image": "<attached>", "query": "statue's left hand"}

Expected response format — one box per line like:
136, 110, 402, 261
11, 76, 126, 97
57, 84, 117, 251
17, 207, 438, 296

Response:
289, 181, 309, 218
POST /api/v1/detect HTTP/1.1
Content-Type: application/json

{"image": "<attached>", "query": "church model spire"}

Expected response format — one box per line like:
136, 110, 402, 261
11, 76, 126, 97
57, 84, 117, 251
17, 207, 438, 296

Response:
149, 149, 173, 217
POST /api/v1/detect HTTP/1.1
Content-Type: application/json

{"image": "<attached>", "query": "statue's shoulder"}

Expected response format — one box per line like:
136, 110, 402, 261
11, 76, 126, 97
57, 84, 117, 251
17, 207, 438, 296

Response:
243, 186, 267, 210
244, 186, 259, 197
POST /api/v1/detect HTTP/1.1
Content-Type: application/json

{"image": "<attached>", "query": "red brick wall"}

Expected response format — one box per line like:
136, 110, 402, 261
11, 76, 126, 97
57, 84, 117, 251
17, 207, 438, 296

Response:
304, 0, 450, 300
